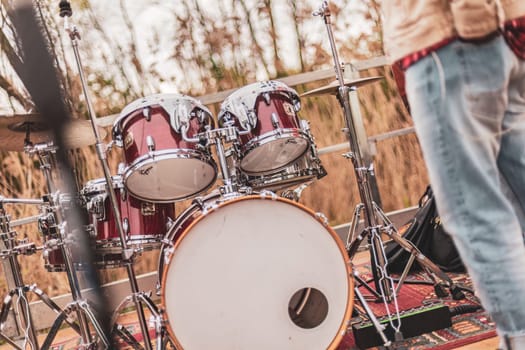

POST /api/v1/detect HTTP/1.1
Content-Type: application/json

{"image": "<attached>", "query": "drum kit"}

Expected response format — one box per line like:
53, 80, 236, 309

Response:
0, 1, 466, 349
0, 82, 348, 349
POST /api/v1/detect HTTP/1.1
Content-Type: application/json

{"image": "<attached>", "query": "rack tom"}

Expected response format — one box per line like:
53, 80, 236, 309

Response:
218, 81, 310, 175
112, 94, 217, 202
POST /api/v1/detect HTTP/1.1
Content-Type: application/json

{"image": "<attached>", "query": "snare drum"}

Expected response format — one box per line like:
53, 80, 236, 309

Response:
82, 176, 174, 252
159, 193, 353, 349
43, 247, 124, 272
112, 93, 217, 202
218, 81, 311, 175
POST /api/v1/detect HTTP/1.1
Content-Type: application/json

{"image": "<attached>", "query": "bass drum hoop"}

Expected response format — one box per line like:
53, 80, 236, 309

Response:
160, 194, 354, 350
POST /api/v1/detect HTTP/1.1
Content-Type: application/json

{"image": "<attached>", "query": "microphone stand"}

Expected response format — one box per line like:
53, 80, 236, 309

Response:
59, 1, 159, 349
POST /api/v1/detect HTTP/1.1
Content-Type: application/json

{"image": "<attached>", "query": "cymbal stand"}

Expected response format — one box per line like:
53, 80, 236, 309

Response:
59, 2, 156, 348
314, 1, 464, 344
0, 198, 83, 349
312, 2, 402, 344
23, 141, 111, 349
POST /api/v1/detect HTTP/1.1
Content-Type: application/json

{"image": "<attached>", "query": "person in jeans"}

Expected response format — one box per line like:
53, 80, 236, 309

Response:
381, 1, 525, 348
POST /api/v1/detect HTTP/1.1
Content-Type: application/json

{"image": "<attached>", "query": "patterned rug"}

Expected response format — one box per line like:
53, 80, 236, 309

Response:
337, 268, 497, 349
37, 271, 495, 349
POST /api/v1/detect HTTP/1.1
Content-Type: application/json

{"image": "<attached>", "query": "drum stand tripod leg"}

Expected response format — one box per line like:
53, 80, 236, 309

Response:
110, 291, 172, 350
39, 298, 109, 350
114, 324, 144, 350
346, 202, 465, 300
0, 276, 86, 349
0, 289, 37, 350
353, 271, 392, 349
379, 219, 465, 299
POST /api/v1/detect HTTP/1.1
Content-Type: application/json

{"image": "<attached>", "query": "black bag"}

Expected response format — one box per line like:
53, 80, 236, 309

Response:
385, 186, 465, 273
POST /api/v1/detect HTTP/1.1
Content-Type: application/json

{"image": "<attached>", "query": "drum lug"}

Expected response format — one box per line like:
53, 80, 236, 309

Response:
259, 190, 278, 200
192, 196, 220, 213
271, 112, 280, 129
160, 237, 174, 246
315, 212, 329, 227
247, 110, 258, 130
122, 217, 130, 235
282, 183, 310, 202
165, 216, 175, 231
191, 196, 205, 210
164, 246, 174, 265
120, 186, 127, 201
146, 135, 156, 152
262, 91, 271, 105
300, 119, 311, 132
142, 107, 151, 121
293, 98, 301, 112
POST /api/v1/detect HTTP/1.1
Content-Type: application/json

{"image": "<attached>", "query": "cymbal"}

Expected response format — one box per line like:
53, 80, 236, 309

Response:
0, 114, 107, 151
300, 76, 384, 97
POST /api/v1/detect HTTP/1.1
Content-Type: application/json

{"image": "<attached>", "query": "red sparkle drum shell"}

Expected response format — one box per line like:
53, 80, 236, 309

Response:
113, 94, 217, 202
82, 176, 174, 252
160, 194, 354, 349
219, 82, 311, 175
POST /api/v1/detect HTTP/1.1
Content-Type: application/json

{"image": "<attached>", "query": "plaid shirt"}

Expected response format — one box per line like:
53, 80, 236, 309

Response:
398, 16, 525, 70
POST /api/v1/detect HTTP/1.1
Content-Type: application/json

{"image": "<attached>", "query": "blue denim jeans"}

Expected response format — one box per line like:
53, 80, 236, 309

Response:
405, 36, 525, 345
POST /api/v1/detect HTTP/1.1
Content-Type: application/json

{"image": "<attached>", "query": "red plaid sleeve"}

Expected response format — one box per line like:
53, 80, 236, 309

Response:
503, 16, 525, 59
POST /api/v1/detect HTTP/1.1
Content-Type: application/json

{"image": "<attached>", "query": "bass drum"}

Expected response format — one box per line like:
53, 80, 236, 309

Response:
160, 193, 353, 349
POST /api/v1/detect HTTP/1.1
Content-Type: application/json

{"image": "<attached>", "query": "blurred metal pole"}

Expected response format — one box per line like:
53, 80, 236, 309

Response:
10, 0, 112, 347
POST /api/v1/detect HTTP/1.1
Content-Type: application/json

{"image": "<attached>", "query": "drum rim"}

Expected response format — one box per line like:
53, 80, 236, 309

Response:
244, 149, 325, 190
218, 81, 301, 131
112, 93, 215, 144
94, 236, 162, 249
159, 194, 354, 350
240, 128, 311, 175
121, 149, 218, 203
156, 191, 225, 287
